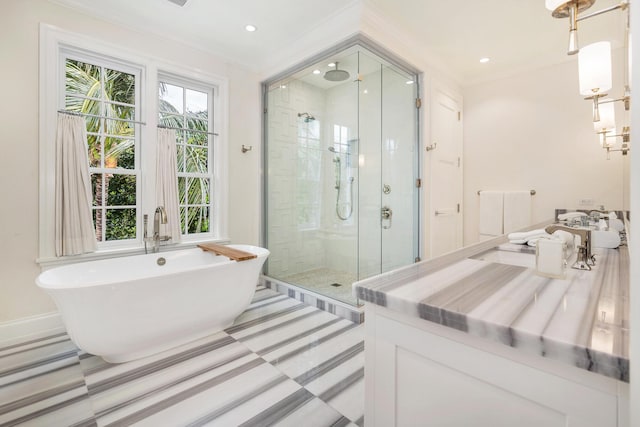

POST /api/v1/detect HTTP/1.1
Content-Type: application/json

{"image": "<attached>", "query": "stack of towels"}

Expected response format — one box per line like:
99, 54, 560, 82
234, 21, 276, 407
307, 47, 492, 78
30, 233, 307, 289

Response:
508, 229, 575, 249
507, 210, 624, 249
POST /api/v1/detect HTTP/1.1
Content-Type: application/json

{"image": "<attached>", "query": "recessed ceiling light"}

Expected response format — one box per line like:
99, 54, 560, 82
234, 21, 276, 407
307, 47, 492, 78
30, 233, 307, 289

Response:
313, 69, 321, 75
406, 80, 414, 85
480, 57, 490, 63
328, 62, 335, 67
245, 24, 257, 32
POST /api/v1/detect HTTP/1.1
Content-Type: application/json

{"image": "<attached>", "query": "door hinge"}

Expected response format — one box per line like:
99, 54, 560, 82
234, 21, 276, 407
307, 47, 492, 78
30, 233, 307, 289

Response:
416, 98, 422, 109
416, 178, 422, 188
457, 203, 460, 213
457, 157, 461, 167
264, 107, 268, 114
458, 111, 461, 121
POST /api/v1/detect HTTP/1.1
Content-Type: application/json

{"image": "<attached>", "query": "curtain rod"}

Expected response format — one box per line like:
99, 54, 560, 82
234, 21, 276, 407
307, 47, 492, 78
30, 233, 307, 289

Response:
58, 109, 147, 126
157, 124, 218, 136
477, 190, 536, 196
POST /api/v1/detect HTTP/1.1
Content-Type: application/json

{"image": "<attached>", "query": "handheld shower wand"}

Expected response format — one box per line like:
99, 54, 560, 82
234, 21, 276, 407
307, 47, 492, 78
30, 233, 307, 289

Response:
328, 147, 354, 220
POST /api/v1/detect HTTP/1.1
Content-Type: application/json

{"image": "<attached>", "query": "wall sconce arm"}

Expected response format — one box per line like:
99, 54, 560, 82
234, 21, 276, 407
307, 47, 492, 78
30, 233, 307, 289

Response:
576, 0, 629, 22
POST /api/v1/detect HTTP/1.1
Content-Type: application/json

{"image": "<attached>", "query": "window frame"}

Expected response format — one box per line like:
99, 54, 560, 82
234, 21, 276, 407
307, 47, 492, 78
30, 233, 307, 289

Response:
158, 74, 216, 240
38, 24, 229, 266
61, 50, 143, 249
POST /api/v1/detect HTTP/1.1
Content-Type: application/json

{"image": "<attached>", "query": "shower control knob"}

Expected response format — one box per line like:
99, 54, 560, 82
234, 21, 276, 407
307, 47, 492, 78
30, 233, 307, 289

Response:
381, 206, 393, 229
383, 184, 391, 194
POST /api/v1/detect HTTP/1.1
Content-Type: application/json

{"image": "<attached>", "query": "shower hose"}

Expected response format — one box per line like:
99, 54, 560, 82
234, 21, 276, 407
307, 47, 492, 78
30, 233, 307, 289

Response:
336, 176, 354, 221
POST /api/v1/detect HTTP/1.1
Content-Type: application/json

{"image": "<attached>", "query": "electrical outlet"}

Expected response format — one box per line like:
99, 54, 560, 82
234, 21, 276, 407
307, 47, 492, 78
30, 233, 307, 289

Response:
578, 198, 595, 207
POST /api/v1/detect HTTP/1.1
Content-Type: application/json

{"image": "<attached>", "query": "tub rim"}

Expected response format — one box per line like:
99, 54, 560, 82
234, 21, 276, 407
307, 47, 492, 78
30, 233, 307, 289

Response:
36, 244, 269, 290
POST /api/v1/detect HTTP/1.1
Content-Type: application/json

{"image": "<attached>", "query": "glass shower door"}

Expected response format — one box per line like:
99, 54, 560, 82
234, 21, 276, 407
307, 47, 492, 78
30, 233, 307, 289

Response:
380, 64, 418, 272
357, 53, 418, 279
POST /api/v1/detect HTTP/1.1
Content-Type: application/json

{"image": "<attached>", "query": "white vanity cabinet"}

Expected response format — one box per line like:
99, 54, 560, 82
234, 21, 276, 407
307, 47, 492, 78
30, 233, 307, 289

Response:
364, 305, 629, 427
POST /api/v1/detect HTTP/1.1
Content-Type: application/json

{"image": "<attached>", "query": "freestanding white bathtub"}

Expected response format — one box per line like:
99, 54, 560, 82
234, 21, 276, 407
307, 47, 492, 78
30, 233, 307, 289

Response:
36, 245, 269, 363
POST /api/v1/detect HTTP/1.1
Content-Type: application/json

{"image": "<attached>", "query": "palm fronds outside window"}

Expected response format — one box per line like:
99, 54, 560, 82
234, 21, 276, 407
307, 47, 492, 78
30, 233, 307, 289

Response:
158, 81, 213, 236
64, 58, 139, 243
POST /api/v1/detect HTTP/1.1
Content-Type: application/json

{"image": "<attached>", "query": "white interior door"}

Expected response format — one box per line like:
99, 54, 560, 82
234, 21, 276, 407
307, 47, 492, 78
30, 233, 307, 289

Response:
429, 85, 463, 257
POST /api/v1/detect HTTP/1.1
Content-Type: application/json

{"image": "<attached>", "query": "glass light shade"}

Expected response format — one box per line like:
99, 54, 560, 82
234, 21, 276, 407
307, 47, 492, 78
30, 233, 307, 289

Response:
546, 0, 568, 11
579, 42, 612, 95
594, 101, 616, 131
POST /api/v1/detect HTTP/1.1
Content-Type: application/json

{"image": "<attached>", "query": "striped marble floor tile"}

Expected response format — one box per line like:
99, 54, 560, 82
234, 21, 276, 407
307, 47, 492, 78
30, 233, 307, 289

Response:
0, 287, 363, 426
0, 331, 95, 426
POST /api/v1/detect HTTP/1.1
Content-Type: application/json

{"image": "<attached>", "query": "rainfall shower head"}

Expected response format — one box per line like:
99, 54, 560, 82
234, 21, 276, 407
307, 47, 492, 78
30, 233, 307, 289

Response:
324, 62, 350, 82
298, 112, 316, 122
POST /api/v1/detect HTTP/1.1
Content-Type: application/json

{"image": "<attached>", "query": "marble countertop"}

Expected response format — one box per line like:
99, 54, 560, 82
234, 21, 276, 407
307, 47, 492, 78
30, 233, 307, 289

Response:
354, 226, 630, 382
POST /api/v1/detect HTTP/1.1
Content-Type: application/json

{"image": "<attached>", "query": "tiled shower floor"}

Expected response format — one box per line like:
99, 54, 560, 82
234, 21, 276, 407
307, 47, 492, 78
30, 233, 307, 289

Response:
280, 269, 360, 306
0, 287, 364, 426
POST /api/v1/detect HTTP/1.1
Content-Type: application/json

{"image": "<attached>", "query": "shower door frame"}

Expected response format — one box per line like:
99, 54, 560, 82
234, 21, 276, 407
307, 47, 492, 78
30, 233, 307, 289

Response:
260, 34, 422, 301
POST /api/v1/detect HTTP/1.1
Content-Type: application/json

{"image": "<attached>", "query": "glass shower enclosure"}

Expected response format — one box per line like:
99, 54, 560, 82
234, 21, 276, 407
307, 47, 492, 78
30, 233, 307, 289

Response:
263, 39, 420, 306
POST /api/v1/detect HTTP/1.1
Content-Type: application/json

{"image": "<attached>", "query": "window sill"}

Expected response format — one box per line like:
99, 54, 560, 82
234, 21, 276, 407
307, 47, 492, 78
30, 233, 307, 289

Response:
36, 237, 231, 270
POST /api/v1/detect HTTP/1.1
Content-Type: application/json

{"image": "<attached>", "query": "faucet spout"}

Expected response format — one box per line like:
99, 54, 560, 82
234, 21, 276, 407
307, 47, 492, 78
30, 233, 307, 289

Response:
158, 206, 168, 223
147, 206, 170, 253
545, 224, 594, 270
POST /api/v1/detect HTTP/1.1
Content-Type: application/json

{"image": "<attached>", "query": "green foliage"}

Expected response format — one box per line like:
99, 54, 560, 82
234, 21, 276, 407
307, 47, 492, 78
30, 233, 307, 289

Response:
159, 83, 212, 235
65, 58, 137, 242
105, 209, 136, 240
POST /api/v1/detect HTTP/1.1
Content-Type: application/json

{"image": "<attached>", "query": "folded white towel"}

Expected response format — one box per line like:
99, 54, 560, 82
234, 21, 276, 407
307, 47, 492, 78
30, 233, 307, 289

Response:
608, 211, 618, 220
527, 238, 544, 247
508, 229, 548, 243
551, 230, 575, 248
591, 230, 621, 248
510, 239, 528, 245
608, 218, 625, 232
558, 212, 587, 221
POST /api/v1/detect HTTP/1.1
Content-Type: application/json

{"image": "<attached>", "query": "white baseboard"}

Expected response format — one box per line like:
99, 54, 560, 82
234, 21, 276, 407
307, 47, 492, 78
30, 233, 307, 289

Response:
0, 311, 65, 347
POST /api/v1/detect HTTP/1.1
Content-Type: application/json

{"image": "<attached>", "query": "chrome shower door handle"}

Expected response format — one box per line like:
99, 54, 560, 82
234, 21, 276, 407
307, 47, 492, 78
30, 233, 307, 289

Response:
381, 206, 393, 229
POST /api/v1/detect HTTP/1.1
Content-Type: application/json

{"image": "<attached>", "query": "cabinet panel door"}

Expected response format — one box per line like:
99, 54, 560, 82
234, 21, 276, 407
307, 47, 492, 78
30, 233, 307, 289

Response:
367, 311, 618, 427
396, 347, 565, 427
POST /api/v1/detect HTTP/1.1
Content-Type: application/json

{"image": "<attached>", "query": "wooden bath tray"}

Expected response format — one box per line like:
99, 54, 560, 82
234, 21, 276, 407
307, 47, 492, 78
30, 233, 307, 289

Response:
197, 243, 257, 262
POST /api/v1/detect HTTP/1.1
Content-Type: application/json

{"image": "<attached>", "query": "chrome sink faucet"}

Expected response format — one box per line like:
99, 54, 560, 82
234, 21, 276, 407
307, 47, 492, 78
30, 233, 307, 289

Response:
143, 206, 171, 253
544, 224, 594, 270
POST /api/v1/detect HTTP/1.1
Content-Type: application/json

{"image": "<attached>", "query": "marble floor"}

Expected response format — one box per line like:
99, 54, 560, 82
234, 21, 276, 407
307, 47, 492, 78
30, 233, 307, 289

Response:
281, 269, 360, 307
0, 287, 364, 426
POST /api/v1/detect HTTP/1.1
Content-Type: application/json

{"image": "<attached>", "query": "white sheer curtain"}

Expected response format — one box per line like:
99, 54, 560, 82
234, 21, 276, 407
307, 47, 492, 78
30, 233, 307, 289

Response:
55, 113, 97, 256
156, 128, 181, 242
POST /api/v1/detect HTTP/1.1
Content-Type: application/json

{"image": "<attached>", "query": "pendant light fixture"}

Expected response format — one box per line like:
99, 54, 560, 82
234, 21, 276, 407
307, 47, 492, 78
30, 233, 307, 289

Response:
546, 0, 631, 158
578, 41, 612, 121
545, 0, 629, 55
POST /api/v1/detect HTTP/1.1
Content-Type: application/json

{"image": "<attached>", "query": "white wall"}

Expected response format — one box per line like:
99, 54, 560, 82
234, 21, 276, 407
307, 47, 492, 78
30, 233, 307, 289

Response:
0, 0, 261, 323
462, 53, 626, 245
265, 80, 328, 278
629, 5, 639, 425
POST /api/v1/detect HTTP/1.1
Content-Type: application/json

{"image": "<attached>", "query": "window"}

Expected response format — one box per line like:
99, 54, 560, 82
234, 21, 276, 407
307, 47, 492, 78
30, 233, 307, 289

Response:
39, 25, 229, 263
158, 77, 214, 237
62, 52, 141, 246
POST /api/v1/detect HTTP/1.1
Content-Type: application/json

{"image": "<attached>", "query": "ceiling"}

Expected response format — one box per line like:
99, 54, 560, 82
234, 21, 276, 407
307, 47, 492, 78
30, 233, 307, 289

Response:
50, 0, 627, 86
